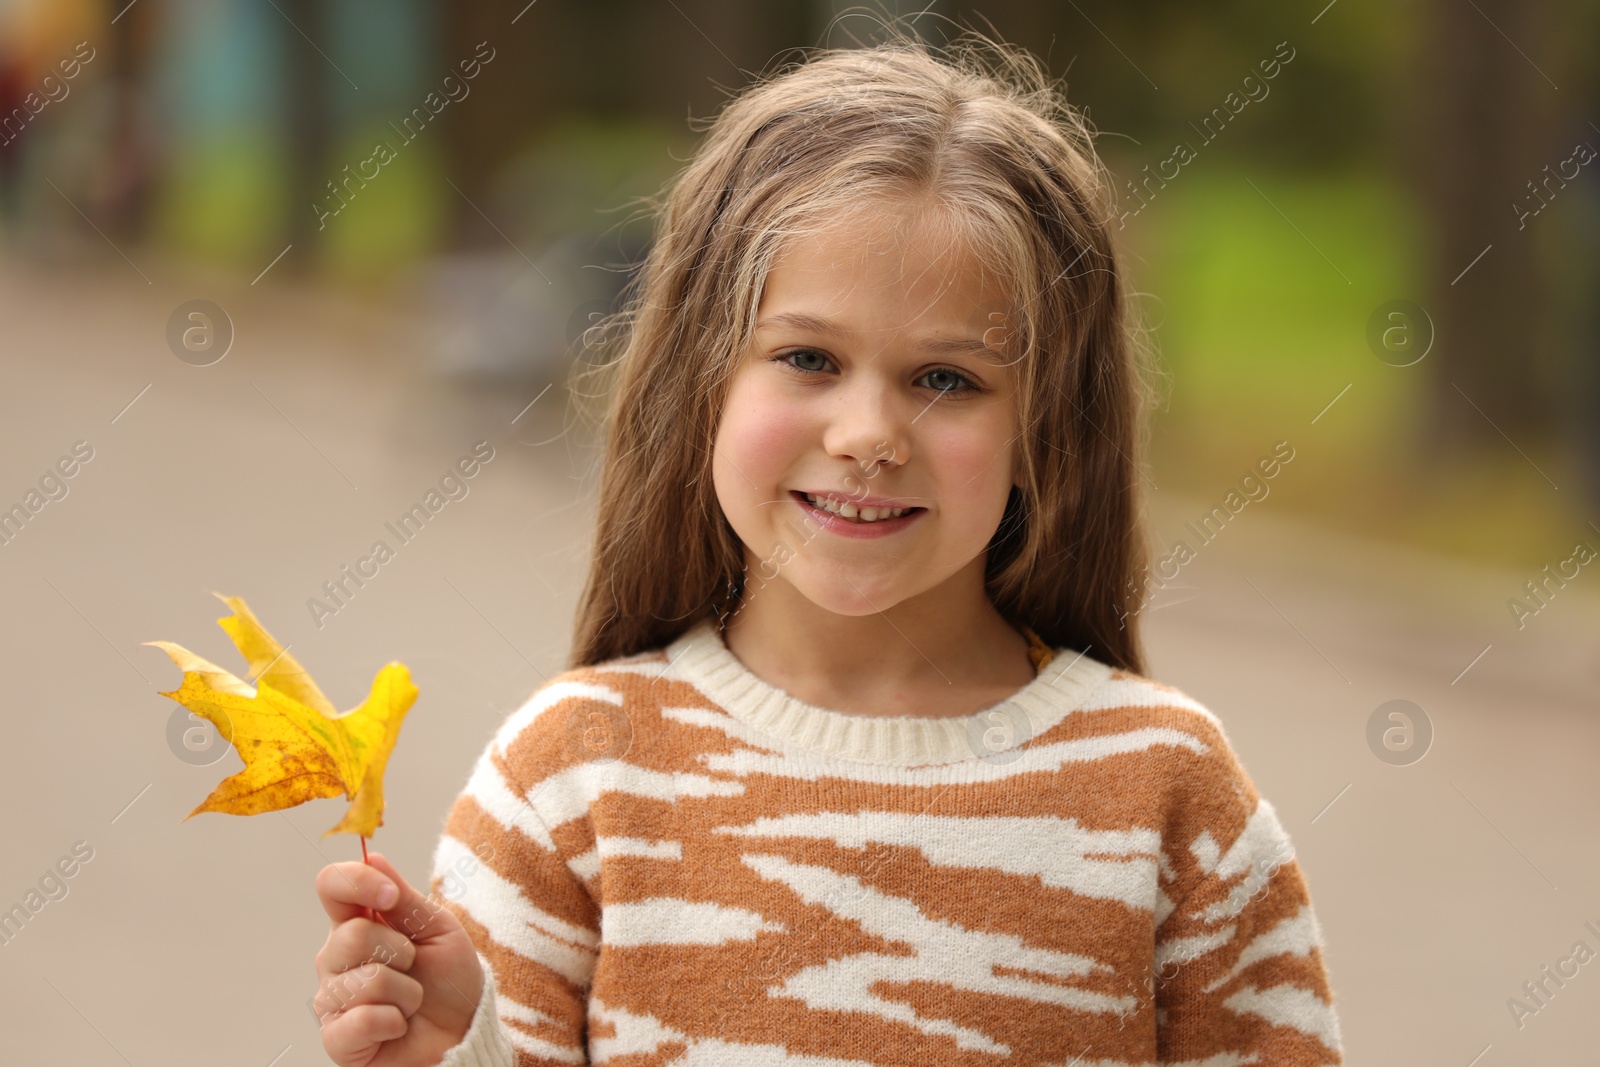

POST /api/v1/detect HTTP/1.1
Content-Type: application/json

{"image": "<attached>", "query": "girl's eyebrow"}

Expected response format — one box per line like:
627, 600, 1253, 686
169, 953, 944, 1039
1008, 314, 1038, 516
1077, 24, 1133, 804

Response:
755, 311, 1001, 359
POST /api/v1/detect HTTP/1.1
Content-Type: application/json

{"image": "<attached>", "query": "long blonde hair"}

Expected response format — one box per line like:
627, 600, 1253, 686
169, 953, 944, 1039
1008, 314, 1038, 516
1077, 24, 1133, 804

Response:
567, 22, 1159, 675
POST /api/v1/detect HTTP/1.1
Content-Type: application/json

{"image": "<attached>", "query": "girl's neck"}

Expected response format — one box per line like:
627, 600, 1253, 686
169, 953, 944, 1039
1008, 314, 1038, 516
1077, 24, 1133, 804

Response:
719, 559, 1036, 719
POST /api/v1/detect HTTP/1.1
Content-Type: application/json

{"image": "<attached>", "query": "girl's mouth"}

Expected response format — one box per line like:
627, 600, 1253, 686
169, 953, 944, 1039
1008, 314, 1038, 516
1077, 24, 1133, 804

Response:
790, 490, 925, 537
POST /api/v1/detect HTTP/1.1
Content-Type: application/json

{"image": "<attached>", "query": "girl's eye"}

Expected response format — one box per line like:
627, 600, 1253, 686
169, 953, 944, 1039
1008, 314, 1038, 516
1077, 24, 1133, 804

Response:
918, 368, 978, 395
780, 348, 831, 374
770, 350, 980, 396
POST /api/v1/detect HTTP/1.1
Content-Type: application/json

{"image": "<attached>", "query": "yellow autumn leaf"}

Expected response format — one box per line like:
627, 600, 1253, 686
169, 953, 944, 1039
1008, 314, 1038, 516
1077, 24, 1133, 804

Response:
144, 592, 417, 839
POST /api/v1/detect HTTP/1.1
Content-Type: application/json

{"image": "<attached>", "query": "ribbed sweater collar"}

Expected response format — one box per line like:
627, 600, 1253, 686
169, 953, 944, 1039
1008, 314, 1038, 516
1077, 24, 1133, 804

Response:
664, 617, 1114, 767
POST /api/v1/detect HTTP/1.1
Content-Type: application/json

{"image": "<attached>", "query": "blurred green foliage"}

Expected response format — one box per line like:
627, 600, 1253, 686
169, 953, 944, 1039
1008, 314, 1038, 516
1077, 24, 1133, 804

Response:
315, 131, 447, 286
1132, 161, 1584, 566
153, 133, 289, 266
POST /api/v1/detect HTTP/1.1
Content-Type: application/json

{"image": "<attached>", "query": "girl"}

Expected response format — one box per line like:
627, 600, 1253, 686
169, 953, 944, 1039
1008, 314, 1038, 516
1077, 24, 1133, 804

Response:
313, 26, 1344, 1067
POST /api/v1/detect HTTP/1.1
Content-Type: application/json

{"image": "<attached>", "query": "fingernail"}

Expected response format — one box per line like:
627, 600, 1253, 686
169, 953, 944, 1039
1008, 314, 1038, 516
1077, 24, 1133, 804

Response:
377, 883, 398, 908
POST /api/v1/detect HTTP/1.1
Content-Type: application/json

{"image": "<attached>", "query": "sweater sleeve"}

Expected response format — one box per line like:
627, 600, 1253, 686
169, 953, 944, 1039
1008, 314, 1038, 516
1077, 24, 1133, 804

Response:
1153, 724, 1344, 1065
427, 722, 600, 1066
436, 952, 516, 1067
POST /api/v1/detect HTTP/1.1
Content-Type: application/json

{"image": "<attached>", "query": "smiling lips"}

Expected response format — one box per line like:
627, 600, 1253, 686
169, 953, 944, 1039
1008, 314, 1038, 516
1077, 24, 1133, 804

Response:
793, 490, 924, 526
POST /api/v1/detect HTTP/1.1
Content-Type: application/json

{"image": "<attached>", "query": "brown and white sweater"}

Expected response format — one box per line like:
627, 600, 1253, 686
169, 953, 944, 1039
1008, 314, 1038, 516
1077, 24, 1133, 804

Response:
428, 616, 1343, 1066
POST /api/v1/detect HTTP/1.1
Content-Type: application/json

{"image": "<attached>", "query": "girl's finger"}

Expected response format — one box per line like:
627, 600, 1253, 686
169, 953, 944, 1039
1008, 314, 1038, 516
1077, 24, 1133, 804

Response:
315, 860, 400, 926
362, 851, 450, 940
313, 962, 425, 1022
318, 1002, 408, 1062
318, 916, 418, 978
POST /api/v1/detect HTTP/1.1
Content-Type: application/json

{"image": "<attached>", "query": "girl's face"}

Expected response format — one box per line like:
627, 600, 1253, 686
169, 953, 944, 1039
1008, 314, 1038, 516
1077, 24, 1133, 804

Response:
711, 198, 1021, 618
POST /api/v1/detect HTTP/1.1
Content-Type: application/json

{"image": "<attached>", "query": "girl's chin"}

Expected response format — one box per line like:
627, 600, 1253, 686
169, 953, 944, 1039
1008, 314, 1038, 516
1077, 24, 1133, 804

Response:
784, 575, 927, 617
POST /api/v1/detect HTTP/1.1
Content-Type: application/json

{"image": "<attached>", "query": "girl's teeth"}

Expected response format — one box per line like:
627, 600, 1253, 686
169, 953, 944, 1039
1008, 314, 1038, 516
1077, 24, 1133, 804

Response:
803, 493, 907, 522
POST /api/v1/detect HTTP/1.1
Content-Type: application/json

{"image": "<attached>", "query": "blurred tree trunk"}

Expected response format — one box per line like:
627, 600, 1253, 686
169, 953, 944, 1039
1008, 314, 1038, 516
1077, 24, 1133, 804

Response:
437, 0, 527, 245
1404, 0, 1560, 459
1578, 77, 1600, 508
439, 0, 805, 251
101, 0, 159, 240
283, 0, 330, 275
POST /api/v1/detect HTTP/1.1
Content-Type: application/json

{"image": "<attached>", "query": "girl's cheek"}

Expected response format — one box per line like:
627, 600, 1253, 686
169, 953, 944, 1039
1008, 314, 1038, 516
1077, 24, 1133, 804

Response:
929, 419, 1014, 496
719, 376, 814, 483
712, 375, 817, 552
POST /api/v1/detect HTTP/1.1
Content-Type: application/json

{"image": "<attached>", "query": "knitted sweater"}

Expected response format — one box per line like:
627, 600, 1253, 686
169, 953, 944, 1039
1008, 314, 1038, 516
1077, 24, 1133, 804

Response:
427, 617, 1343, 1066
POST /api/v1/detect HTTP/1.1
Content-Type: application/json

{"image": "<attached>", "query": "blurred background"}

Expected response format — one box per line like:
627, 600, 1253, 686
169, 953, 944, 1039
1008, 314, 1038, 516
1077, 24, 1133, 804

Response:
1, 0, 1596, 1064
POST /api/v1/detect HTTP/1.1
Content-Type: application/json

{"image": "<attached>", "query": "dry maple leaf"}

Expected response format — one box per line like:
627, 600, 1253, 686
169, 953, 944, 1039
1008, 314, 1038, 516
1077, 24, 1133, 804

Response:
144, 593, 417, 839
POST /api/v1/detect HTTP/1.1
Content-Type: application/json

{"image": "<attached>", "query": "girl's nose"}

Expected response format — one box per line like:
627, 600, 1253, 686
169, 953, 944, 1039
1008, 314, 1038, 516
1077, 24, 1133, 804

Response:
821, 380, 909, 473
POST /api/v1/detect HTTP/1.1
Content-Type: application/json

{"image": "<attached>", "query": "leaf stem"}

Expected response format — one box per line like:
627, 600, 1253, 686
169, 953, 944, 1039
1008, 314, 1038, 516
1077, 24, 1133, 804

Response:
359, 834, 398, 930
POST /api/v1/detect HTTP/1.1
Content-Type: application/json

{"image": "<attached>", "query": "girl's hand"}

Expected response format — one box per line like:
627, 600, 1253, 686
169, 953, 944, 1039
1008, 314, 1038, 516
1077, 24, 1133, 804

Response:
312, 851, 486, 1067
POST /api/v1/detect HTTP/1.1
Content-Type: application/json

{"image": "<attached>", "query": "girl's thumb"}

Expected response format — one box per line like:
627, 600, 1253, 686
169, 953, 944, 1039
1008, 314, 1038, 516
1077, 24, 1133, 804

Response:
360, 851, 421, 915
